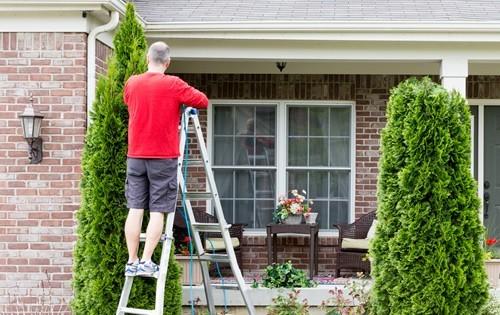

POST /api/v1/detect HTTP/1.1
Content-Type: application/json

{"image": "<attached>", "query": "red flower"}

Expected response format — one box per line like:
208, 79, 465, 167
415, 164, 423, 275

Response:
486, 238, 497, 246
182, 236, 191, 243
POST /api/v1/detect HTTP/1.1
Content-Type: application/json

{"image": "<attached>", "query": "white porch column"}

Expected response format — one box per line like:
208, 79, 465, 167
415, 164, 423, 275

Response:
440, 57, 468, 95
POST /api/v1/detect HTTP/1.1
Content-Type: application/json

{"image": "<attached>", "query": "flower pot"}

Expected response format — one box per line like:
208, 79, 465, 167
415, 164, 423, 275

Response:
283, 214, 303, 225
175, 255, 203, 285
485, 259, 500, 288
305, 212, 318, 224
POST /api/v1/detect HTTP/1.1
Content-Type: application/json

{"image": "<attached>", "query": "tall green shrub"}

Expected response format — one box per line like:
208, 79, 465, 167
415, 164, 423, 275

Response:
370, 77, 489, 314
72, 3, 181, 314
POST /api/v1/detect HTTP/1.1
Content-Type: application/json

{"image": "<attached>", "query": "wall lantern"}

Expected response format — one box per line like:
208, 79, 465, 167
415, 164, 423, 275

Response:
18, 95, 44, 164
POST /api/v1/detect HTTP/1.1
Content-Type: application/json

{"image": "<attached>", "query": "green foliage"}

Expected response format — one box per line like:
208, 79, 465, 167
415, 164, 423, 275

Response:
72, 3, 181, 314
262, 261, 316, 289
370, 77, 489, 314
266, 290, 310, 315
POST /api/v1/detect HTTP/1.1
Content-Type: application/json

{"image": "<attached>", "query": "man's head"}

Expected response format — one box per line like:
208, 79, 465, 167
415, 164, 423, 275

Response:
147, 41, 170, 71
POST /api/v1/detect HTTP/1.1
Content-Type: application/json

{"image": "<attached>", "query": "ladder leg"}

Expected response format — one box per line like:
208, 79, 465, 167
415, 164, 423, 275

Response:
198, 260, 217, 314
154, 211, 175, 315
116, 276, 134, 315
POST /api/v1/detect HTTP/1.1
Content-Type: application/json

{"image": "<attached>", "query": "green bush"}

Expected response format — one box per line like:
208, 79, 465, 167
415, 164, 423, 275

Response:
370, 77, 489, 314
72, 3, 181, 314
261, 261, 316, 289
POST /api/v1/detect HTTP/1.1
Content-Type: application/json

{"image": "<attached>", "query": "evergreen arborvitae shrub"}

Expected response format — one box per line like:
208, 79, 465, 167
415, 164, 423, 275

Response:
72, 3, 182, 314
370, 77, 489, 314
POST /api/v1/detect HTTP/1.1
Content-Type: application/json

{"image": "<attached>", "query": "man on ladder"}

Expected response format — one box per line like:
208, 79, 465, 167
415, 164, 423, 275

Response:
122, 41, 208, 278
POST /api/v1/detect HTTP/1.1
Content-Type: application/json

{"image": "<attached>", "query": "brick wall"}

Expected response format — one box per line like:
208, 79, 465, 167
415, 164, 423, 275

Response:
95, 39, 112, 78
0, 32, 87, 314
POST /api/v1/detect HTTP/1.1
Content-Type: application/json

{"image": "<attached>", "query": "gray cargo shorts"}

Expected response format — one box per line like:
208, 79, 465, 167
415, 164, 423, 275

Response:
125, 157, 178, 213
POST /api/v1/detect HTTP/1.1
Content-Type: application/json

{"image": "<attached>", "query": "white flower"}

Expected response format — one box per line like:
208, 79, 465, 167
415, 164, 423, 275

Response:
302, 190, 307, 195
290, 203, 301, 214
291, 189, 298, 196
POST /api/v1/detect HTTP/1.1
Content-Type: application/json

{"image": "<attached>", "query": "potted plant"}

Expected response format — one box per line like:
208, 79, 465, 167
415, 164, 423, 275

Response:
484, 237, 500, 288
274, 190, 314, 224
175, 233, 203, 285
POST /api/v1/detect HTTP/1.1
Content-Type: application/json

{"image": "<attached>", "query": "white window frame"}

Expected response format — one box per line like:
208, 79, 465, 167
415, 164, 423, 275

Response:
208, 100, 356, 236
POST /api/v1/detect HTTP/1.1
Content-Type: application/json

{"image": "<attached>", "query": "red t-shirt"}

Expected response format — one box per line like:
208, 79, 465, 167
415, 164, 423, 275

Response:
123, 72, 208, 158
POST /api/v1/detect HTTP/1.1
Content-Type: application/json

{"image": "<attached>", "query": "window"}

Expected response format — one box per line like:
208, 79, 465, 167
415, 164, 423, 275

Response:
287, 106, 351, 229
212, 102, 353, 230
212, 105, 276, 228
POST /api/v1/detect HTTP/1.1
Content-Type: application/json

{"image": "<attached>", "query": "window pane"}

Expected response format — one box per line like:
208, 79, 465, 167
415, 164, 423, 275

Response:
330, 138, 350, 167
221, 199, 234, 224
309, 171, 328, 199
235, 170, 253, 198
330, 171, 350, 199
309, 138, 328, 166
214, 137, 233, 165
215, 170, 233, 199
235, 107, 254, 135
255, 170, 275, 199
289, 107, 308, 136
313, 200, 329, 229
256, 137, 275, 166
214, 106, 233, 135
330, 108, 350, 137
256, 107, 276, 136
310, 108, 329, 137
330, 201, 349, 225
235, 200, 254, 227
288, 138, 307, 166
235, 136, 253, 165
256, 199, 275, 228
287, 171, 307, 193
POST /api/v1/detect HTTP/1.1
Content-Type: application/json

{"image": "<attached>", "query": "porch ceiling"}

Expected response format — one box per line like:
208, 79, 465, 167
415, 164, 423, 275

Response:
169, 60, 500, 76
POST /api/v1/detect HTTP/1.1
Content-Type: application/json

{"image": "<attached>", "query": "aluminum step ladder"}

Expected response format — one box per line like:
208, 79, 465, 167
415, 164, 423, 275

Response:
116, 107, 256, 315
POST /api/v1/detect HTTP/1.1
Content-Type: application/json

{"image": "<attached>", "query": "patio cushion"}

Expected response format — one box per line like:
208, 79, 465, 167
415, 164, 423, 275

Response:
205, 237, 240, 251
366, 219, 378, 239
341, 237, 370, 250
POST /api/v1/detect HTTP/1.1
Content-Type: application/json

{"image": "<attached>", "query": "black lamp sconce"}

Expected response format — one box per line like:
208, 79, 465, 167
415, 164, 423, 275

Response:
276, 61, 287, 72
18, 95, 44, 164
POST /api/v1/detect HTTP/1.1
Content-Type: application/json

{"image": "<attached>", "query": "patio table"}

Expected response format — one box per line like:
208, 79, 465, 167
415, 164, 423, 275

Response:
266, 223, 319, 279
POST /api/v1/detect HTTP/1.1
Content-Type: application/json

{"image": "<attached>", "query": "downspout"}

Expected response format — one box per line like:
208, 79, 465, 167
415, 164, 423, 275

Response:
87, 10, 120, 125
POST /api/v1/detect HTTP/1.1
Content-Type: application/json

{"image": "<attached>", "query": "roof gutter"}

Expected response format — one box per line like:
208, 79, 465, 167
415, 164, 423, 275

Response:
145, 20, 500, 32
87, 10, 119, 125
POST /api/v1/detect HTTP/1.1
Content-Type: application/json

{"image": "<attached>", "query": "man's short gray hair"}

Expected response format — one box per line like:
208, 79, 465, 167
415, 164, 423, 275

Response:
147, 41, 170, 65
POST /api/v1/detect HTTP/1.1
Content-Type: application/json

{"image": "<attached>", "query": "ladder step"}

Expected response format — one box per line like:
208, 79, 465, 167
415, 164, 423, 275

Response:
182, 159, 206, 168
184, 192, 213, 200
118, 307, 155, 315
198, 253, 231, 263
139, 233, 172, 242
191, 222, 230, 233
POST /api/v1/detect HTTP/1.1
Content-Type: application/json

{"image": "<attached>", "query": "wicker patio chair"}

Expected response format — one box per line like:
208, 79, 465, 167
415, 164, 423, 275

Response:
174, 208, 246, 275
332, 211, 376, 277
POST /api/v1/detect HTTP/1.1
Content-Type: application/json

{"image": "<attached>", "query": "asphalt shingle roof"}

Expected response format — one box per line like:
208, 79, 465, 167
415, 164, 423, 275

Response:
131, 0, 500, 23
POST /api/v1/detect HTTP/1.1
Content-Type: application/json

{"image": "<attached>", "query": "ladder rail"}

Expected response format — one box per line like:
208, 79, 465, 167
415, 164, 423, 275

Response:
188, 109, 256, 314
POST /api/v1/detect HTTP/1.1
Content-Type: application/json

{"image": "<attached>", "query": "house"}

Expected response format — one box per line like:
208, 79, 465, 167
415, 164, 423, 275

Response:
1, 0, 500, 312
